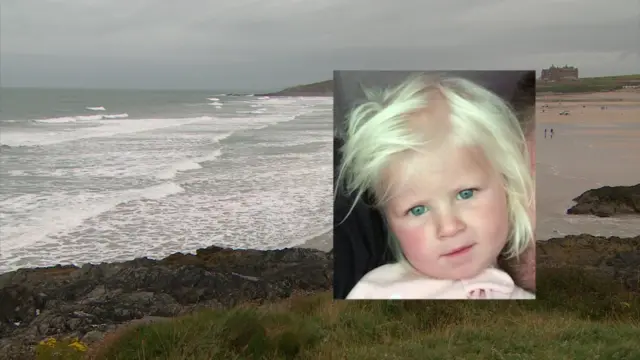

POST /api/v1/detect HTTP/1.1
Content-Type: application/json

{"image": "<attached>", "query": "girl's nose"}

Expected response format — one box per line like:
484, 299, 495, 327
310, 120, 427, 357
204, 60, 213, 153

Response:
434, 209, 466, 239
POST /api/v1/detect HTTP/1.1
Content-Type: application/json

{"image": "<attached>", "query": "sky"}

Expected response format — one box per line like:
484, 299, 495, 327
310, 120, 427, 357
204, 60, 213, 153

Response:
1, 0, 639, 91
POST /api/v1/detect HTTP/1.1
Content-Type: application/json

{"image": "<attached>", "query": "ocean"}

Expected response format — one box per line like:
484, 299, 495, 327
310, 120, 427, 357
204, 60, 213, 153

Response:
3, 89, 639, 274
0, 88, 333, 274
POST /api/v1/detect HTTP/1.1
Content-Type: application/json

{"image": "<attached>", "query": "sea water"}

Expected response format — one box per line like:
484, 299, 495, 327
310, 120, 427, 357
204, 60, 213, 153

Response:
0, 88, 333, 273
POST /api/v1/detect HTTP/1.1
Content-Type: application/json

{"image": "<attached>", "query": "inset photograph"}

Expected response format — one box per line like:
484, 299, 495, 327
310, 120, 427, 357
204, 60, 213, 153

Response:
333, 70, 536, 300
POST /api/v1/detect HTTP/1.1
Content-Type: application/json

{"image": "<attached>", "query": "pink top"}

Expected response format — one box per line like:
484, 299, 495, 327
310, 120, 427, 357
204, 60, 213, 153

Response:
346, 263, 535, 300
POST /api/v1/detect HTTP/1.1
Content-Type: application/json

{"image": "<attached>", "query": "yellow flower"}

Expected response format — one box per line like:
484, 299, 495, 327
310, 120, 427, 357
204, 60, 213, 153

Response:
69, 341, 88, 352
45, 338, 57, 347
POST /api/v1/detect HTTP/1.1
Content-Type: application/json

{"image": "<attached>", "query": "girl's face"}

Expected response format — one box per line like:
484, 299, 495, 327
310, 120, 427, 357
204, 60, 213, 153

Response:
382, 141, 510, 280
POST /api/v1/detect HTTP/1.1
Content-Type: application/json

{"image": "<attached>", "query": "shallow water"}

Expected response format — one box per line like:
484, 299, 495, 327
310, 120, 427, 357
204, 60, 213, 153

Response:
535, 117, 640, 240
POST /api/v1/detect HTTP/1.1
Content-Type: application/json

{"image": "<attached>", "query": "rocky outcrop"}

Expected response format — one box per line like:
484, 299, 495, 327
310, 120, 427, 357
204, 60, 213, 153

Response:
258, 80, 333, 97
1, 234, 639, 359
0, 246, 332, 359
566, 184, 640, 217
537, 234, 640, 291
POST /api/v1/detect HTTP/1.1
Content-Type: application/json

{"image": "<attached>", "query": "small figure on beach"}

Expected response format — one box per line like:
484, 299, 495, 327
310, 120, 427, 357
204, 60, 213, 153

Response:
550, 128, 554, 139
544, 128, 547, 138
337, 74, 535, 300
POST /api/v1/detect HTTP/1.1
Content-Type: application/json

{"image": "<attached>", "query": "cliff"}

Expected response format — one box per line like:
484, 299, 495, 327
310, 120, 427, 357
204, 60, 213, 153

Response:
259, 80, 333, 97
261, 74, 640, 97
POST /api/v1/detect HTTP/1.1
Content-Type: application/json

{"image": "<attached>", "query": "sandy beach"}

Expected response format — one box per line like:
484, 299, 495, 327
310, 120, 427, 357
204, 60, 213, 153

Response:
299, 232, 333, 252
304, 90, 640, 251
535, 90, 640, 239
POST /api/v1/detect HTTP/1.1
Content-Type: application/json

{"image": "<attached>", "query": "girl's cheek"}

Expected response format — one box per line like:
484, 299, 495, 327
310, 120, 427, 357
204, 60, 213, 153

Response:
393, 225, 429, 253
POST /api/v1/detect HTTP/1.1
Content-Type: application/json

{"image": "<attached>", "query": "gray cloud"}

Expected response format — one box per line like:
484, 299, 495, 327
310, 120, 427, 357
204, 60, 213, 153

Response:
1, 0, 638, 89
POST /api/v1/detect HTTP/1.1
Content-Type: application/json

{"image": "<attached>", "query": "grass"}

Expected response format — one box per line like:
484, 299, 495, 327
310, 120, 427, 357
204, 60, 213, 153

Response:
537, 74, 640, 93
82, 266, 640, 360
278, 74, 640, 95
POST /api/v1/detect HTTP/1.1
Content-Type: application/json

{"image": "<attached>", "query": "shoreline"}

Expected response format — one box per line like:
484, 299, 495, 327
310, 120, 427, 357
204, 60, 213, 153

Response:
3, 89, 640, 274
0, 229, 335, 276
3, 228, 640, 276
296, 231, 333, 252
1, 233, 638, 358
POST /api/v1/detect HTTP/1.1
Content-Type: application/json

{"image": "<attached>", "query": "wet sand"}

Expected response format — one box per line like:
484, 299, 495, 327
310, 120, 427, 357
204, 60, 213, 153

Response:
299, 232, 333, 252
303, 90, 640, 251
535, 90, 640, 239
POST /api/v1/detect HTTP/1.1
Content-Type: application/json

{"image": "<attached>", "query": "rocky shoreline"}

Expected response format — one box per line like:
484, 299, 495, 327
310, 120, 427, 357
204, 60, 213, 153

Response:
2, 181, 640, 358
537, 234, 640, 291
566, 183, 640, 217
0, 246, 333, 359
256, 80, 333, 97
1, 234, 639, 359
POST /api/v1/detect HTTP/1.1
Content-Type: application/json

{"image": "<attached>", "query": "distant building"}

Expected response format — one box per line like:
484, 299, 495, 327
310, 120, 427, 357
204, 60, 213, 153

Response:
540, 65, 579, 81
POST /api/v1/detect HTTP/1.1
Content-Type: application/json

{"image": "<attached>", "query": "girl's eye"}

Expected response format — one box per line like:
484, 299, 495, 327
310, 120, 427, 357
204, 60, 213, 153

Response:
408, 205, 428, 216
457, 189, 476, 200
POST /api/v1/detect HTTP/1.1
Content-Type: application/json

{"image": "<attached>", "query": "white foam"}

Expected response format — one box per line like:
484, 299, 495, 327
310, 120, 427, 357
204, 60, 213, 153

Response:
2, 116, 212, 147
33, 113, 129, 124
0, 96, 335, 272
236, 108, 267, 115
86, 106, 106, 111
75, 115, 104, 121
103, 113, 129, 119
35, 117, 77, 124
208, 102, 223, 106
207, 97, 219, 101
210, 132, 234, 143
0, 182, 185, 253
155, 149, 222, 180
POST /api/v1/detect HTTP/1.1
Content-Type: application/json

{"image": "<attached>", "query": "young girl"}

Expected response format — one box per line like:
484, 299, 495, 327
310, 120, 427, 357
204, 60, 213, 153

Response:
336, 73, 535, 299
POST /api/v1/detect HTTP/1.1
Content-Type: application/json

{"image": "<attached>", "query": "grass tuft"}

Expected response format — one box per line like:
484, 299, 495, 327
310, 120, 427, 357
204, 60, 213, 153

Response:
87, 267, 640, 359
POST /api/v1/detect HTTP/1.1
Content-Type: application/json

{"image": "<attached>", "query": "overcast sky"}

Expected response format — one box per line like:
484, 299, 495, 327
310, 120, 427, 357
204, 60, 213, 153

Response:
1, 0, 639, 90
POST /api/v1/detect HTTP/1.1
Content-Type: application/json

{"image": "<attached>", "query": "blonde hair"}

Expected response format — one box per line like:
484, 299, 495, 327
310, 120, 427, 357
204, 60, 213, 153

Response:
336, 73, 534, 261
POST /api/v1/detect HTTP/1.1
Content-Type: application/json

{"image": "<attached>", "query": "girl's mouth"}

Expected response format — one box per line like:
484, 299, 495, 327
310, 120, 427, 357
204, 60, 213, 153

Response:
443, 244, 475, 257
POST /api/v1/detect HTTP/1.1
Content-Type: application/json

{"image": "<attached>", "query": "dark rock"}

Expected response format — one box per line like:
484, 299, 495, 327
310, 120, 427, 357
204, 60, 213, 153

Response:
82, 330, 105, 344
0, 246, 332, 359
2, 234, 639, 358
257, 80, 333, 97
566, 184, 640, 217
537, 234, 640, 291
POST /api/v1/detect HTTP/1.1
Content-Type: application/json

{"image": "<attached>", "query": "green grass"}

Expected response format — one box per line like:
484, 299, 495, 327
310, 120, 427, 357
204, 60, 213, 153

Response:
88, 267, 640, 360
267, 74, 640, 95
586, 74, 640, 81
537, 74, 640, 93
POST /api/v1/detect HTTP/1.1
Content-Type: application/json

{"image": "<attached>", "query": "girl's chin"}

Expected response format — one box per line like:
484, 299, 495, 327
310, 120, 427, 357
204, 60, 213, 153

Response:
411, 263, 487, 280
